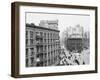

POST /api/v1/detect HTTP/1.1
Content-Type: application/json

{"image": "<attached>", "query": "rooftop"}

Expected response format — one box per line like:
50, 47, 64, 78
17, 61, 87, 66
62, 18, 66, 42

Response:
26, 23, 60, 32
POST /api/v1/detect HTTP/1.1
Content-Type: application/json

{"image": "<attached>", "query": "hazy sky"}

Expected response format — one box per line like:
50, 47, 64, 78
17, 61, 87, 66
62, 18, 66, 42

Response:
26, 12, 90, 31
26, 12, 90, 40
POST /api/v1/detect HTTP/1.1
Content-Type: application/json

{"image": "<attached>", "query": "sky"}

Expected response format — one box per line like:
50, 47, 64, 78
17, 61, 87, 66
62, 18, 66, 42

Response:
26, 12, 90, 31
26, 12, 90, 42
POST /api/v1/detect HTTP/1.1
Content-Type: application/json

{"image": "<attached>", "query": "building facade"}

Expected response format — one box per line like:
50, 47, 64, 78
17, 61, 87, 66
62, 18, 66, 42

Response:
26, 20, 60, 67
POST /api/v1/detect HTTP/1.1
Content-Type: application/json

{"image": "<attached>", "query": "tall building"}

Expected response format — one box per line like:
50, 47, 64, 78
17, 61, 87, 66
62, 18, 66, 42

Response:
65, 25, 84, 52
83, 31, 90, 49
26, 20, 60, 67
39, 20, 58, 30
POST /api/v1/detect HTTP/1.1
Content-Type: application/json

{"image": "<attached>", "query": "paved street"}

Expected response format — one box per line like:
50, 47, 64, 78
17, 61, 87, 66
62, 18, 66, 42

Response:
60, 48, 90, 66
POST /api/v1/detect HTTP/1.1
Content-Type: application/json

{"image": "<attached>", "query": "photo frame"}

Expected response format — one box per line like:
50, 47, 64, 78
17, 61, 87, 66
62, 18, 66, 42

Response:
11, 2, 98, 78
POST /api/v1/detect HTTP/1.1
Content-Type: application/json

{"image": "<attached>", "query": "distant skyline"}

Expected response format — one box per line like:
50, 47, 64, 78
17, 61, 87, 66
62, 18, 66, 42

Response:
26, 12, 90, 43
26, 12, 90, 31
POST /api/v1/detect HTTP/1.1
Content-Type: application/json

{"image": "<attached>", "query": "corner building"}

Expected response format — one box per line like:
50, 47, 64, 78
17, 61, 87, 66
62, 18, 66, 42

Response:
26, 20, 61, 67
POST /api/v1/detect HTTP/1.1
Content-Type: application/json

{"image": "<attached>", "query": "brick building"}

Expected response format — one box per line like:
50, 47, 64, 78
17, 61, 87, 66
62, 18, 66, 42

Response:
26, 20, 61, 67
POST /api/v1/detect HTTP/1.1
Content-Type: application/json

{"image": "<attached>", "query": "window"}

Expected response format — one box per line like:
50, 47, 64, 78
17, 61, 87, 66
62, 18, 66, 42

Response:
26, 49, 28, 57
48, 52, 50, 59
51, 38, 52, 42
50, 33, 52, 38
31, 57, 34, 64
48, 59, 50, 65
36, 32, 39, 35
44, 61, 47, 66
37, 46, 39, 52
57, 34, 59, 39
38, 46, 42, 52
26, 58, 29, 67
53, 33, 54, 39
44, 53, 46, 59
26, 31, 28, 38
30, 48, 34, 56
26, 39, 28, 45
44, 45, 46, 50
30, 31, 33, 38
48, 33, 49, 39
48, 45, 50, 51
51, 45, 52, 50
40, 32, 43, 37
47, 39, 49, 43
30, 39, 33, 44
44, 39, 46, 43
36, 32, 40, 39
44, 33, 46, 38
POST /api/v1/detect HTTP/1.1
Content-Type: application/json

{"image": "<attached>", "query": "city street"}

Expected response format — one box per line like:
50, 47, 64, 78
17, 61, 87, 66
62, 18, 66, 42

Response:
60, 48, 90, 66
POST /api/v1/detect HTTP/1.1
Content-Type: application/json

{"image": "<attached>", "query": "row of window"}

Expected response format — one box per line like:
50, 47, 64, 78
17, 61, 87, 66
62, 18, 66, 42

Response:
26, 45, 60, 53
26, 39, 60, 46
26, 56, 59, 67
26, 49, 60, 67
26, 48, 60, 57
26, 44, 60, 53
26, 30, 59, 40
26, 57, 58, 66
26, 47, 59, 58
